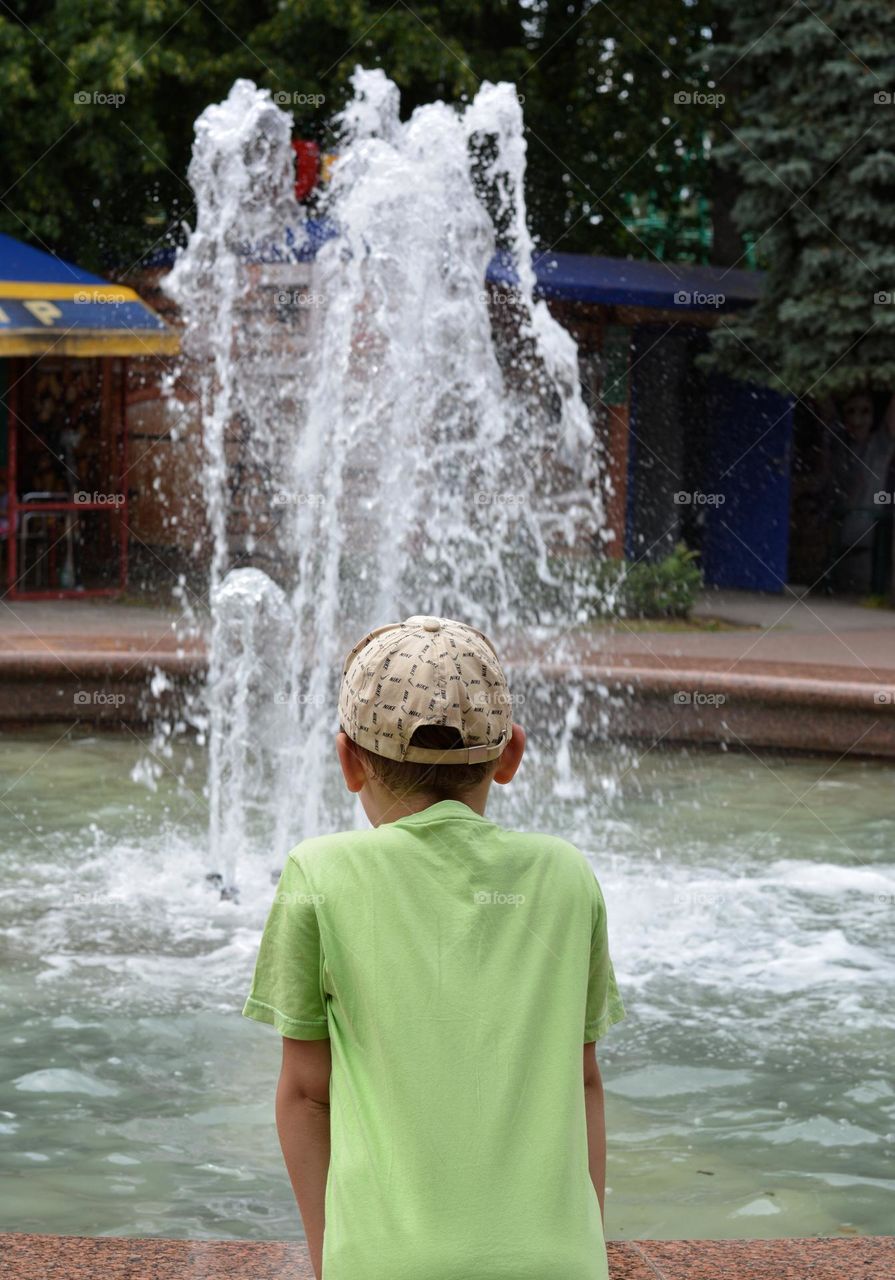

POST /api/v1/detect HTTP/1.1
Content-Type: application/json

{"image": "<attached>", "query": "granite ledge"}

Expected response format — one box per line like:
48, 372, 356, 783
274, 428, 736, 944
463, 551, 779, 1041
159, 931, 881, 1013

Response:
1, 1233, 893, 1280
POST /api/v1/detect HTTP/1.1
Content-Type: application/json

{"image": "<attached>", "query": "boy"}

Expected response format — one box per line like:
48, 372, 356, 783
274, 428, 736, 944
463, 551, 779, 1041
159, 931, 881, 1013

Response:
243, 615, 625, 1279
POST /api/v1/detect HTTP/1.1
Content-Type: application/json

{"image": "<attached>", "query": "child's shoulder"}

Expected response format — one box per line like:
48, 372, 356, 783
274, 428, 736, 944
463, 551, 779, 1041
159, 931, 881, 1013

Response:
499, 822, 598, 880
284, 824, 385, 872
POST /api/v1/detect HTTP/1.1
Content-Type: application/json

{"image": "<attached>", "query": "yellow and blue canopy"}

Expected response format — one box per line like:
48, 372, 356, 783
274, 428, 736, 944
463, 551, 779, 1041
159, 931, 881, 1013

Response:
0, 233, 179, 357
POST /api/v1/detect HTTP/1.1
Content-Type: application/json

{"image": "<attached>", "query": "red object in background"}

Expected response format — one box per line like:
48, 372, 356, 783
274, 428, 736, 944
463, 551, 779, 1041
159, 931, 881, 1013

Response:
292, 140, 320, 201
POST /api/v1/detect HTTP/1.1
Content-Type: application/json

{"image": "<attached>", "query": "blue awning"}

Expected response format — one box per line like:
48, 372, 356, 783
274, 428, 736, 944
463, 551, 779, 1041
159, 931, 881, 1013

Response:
0, 233, 179, 357
138, 221, 762, 315
488, 248, 762, 313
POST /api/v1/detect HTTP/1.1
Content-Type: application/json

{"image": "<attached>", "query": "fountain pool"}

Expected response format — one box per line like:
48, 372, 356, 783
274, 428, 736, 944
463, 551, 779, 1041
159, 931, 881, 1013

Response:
1, 727, 892, 1241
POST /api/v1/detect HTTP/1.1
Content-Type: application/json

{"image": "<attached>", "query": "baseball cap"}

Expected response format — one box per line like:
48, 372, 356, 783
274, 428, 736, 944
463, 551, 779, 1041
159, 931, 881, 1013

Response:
339, 615, 513, 765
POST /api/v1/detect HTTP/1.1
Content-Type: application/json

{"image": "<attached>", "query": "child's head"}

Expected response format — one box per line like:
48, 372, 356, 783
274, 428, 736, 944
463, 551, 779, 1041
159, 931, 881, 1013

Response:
336, 615, 525, 824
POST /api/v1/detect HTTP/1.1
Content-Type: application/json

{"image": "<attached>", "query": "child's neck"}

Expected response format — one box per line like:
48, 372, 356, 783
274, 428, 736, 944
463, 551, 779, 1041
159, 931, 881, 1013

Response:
362, 781, 491, 826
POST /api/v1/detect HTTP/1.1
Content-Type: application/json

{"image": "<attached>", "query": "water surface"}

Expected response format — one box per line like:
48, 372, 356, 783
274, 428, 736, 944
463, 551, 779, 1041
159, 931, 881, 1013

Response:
0, 729, 892, 1240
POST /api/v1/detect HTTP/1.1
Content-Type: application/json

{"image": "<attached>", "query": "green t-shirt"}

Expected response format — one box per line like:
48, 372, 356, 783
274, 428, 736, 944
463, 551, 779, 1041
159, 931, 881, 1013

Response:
243, 799, 625, 1280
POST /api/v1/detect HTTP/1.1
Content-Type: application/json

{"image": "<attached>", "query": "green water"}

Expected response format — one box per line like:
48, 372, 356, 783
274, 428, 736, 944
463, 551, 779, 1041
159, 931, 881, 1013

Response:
0, 729, 892, 1241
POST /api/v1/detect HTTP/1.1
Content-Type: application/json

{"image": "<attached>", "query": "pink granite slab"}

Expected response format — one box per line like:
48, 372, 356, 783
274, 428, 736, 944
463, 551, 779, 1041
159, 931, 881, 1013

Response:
1, 1233, 893, 1280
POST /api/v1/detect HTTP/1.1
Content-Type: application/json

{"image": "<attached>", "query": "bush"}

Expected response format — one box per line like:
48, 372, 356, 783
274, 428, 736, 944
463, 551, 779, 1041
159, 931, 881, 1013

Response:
589, 543, 702, 619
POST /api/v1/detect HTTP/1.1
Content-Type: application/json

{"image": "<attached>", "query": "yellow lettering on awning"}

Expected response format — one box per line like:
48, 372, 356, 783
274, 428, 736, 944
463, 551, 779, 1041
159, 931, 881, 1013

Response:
23, 300, 62, 326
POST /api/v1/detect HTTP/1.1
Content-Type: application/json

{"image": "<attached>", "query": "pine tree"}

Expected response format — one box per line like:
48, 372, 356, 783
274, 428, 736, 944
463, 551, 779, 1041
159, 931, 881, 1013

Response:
705, 0, 895, 396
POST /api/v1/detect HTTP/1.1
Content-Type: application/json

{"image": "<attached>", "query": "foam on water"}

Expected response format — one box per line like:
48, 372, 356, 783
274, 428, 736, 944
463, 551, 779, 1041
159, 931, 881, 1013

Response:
1, 731, 894, 1237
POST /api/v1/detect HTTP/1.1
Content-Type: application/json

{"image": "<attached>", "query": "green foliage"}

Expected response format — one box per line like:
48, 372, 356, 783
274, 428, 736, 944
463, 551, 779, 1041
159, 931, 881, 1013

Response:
704, 1, 895, 396
590, 543, 703, 619
0, 0, 713, 271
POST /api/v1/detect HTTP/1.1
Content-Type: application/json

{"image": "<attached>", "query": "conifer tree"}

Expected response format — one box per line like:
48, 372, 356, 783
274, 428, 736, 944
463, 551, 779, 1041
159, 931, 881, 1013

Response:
706, 0, 895, 395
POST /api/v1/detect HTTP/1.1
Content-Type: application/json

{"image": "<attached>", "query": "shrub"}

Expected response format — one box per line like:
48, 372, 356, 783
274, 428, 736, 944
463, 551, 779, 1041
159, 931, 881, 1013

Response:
589, 543, 702, 619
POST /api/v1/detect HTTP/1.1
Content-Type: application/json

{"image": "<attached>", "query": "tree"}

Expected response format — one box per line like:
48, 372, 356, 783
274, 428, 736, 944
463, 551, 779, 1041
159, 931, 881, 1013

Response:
0, 0, 713, 272
705, 0, 895, 396
521, 0, 713, 258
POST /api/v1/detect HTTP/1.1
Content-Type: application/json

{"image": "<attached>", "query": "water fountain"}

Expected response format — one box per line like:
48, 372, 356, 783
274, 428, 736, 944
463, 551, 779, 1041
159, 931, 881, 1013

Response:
1, 69, 892, 1253
165, 68, 607, 882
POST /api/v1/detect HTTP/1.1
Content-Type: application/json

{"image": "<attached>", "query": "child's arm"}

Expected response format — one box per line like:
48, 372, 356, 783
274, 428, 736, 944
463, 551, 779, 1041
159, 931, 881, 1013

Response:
583, 1042, 607, 1221
276, 1036, 332, 1279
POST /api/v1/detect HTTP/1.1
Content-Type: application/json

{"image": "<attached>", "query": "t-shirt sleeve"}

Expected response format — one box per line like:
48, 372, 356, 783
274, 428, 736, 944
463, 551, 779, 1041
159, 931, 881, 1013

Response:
242, 850, 330, 1039
584, 871, 626, 1042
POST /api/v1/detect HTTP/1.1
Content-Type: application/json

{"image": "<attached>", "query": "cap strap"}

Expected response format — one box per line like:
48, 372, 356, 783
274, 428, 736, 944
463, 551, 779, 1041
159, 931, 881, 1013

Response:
402, 731, 509, 766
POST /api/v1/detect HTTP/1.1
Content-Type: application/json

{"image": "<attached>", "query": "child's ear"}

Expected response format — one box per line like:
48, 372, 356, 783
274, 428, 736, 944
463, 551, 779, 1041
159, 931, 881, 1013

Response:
336, 731, 368, 793
493, 723, 525, 785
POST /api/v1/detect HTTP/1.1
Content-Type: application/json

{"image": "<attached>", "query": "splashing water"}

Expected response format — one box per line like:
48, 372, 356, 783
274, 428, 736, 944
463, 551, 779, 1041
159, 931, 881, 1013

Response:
165, 69, 606, 875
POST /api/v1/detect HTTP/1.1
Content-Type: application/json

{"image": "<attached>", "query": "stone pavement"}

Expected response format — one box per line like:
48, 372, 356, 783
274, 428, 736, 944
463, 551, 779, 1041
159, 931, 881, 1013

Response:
0, 590, 893, 754
605, 588, 895, 679
0, 597, 193, 657
0, 1232, 892, 1280
1, 589, 893, 671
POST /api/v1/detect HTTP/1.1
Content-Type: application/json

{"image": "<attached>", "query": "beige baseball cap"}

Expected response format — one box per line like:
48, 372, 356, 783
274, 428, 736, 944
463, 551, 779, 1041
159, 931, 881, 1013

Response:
339, 615, 513, 765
